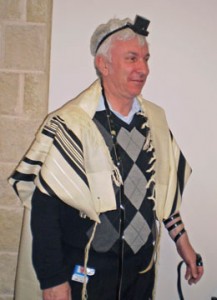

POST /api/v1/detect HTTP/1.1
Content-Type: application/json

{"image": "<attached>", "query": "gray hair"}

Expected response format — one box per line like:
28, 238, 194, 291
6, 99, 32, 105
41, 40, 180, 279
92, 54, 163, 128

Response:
90, 18, 130, 55
90, 17, 148, 76
90, 17, 148, 58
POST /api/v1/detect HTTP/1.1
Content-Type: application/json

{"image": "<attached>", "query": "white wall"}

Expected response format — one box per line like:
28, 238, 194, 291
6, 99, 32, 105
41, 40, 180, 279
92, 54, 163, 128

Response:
49, 1, 217, 299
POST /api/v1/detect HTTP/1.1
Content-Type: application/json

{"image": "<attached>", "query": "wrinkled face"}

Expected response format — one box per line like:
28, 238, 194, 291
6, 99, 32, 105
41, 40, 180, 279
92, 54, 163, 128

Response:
100, 37, 150, 101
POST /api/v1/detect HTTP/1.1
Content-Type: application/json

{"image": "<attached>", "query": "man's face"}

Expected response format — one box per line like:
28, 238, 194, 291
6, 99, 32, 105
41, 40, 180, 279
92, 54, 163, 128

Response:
102, 37, 150, 101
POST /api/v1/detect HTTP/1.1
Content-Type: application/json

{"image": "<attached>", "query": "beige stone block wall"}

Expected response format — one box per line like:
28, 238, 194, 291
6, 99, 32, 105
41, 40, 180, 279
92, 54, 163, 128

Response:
0, 0, 53, 298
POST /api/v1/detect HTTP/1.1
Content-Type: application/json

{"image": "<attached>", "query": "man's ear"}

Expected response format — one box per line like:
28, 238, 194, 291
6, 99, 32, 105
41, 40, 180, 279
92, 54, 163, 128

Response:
95, 55, 109, 76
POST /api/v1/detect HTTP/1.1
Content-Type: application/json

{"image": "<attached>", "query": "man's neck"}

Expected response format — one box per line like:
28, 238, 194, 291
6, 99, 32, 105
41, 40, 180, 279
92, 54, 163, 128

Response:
104, 91, 134, 116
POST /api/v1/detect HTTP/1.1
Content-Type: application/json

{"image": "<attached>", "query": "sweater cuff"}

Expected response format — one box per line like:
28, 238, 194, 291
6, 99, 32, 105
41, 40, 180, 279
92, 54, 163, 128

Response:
39, 269, 69, 290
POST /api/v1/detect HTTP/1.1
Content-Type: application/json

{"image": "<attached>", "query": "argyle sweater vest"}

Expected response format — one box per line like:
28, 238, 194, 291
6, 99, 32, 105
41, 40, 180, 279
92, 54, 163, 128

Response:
90, 110, 156, 255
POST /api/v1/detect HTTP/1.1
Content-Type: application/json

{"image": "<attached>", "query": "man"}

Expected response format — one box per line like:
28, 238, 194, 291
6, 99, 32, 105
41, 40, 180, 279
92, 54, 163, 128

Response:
9, 15, 203, 300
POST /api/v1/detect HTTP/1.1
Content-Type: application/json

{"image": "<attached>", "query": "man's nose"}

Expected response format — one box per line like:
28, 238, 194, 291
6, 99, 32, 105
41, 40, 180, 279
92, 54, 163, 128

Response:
137, 59, 149, 75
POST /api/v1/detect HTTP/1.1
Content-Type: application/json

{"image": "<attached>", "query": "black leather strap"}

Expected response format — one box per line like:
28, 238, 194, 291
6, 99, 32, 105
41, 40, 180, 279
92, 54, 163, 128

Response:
177, 253, 203, 300
163, 212, 180, 225
196, 253, 203, 267
174, 228, 186, 243
177, 260, 185, 300
167, 220, 183, 232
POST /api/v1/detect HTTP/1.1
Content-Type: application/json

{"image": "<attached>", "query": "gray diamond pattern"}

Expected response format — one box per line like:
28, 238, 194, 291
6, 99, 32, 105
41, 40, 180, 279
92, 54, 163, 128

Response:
124, 164, 147, 209
124, 212, 151, 253
87, 214, 119, 252
117, 127, 146, 162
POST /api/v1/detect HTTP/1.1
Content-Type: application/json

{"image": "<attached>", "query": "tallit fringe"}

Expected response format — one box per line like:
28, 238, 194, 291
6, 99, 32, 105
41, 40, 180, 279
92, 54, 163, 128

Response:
146, 163, 155, 173
148, 195, 156, 201
139, 110, 157, 211
112, 165, 123, 186
147, 144, 154, 152
139, 222, 162, 300
141, 123, 148, 129
152, 222, 162, 300
143, 132, 151, 151
146, 178, 155, 189
82, 221, 98, 300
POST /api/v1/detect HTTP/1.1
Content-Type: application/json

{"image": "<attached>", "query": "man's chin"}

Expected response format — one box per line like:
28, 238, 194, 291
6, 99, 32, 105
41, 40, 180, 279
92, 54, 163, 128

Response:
131, 86, 144, 96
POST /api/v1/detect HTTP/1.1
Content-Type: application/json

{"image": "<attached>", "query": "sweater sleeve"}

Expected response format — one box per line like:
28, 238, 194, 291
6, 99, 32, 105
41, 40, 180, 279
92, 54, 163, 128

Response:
31, 187, 69, 289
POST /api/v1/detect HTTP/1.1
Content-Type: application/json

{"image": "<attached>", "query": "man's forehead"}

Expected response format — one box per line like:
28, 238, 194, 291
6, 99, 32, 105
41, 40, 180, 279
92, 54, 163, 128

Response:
112, 38, 149, 53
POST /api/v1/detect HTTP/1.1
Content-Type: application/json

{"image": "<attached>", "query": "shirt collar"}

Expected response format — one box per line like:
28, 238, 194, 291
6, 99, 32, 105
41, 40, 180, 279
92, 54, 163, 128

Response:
96, 94, 141, 124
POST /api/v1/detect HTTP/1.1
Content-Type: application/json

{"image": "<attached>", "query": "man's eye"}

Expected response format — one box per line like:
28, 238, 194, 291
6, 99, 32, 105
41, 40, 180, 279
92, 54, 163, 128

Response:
127, 56, 137, 62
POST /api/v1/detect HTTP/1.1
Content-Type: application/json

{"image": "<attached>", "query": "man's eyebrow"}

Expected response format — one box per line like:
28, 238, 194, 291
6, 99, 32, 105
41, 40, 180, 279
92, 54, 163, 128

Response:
125, 51, 150, 57
125, 51, 140, 56
125, 51, 137, 55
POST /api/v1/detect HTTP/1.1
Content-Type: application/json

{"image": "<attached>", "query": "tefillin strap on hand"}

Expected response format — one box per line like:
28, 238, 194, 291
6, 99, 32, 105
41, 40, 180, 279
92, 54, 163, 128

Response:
177, 254, 203, 300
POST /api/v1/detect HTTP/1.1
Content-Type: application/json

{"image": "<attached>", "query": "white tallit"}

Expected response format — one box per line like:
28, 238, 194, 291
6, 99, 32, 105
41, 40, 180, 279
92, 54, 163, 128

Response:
8, 79, 191, 300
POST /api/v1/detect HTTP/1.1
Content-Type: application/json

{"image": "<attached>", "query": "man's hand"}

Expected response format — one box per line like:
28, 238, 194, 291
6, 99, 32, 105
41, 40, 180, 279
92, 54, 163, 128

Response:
176, 233, 204, 285
43, 282, 72, 300
164, 212, 204, 285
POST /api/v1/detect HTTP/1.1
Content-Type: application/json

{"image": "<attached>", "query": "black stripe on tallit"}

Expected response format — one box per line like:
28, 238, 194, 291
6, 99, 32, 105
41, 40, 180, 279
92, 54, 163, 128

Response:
12, 172, 36, 197
11, 170, 36, 182
42, 116, 85, 172
56, 122, 83, 158
53, 122, 89, 188
52, 138, 89, 187
42, 127, 55, 138
55, 121, 84, 167
42, 116, 65, 138
170, 184, 179, 216
42, 115, 89, 187
13, 181, 19, 196
168, 131, 188, 215
177, 151, 186, 195
44, 116, 84, 160
57, 119, 83, 153
54, 125, 84, 167
23, 157, 43, 166
55, 136, 84, 172
170, 130, 188, 194
38, 172, 62, 201
168, 131, 179, 215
